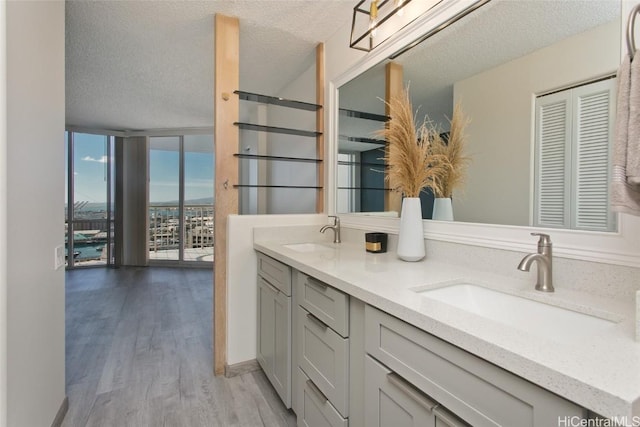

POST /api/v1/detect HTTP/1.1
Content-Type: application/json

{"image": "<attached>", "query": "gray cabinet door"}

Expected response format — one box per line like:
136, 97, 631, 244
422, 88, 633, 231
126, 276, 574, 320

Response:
272, 288, 292, 407
257, 276, 292, 408
365, 355, 436, 427
257, 277, 276, 375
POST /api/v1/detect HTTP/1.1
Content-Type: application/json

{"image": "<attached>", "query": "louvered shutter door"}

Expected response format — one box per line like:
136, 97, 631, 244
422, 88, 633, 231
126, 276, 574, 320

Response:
535, 93, 571, 228
571, 79, 615, 231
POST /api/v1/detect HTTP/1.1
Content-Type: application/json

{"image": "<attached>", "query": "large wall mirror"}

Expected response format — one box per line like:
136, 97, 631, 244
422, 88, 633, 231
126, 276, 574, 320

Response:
337, 0, 621, 232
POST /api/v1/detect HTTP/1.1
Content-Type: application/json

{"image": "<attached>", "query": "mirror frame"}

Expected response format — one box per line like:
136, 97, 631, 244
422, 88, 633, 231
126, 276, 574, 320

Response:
327, 0, 640, 267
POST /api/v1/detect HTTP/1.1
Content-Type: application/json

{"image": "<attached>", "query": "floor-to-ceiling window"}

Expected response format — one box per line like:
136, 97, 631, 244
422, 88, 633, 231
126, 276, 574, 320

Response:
183, 135, 215, 262
149, 134, 214, 264
65, 131, 116, 268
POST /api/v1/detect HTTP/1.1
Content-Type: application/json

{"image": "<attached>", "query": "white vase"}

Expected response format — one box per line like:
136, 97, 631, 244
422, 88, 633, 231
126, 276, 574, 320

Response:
432, 198, 454, 221
397, 197, 425, 262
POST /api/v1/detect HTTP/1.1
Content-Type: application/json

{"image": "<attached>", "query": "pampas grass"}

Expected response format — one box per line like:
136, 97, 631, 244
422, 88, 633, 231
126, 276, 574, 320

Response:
378, 88, 449, 198
430, 102, 471, 198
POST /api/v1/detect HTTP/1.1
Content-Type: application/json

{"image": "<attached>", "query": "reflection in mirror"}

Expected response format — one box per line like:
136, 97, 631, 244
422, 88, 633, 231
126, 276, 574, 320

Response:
337, 0, 621, 231
337, 67, 388, 215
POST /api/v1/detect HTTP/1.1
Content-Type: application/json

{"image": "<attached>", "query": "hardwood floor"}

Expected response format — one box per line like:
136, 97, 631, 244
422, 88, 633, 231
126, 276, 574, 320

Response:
63, 267, 296, 427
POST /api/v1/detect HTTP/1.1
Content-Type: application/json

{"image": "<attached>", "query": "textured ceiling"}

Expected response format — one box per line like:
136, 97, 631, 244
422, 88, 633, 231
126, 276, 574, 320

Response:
67, 0, 621, 133
340, 0, 621, 129
66, 0, 354, 131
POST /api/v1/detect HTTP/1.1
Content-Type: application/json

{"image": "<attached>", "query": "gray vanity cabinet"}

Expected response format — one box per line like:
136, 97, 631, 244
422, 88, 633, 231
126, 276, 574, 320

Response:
364, 305, 586, 427
256, 253, 292, 408
255, 250, 591, 427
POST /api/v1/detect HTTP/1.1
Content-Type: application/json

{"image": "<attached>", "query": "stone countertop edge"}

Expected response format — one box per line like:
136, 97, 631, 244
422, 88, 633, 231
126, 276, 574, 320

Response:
253, 239, 640, 420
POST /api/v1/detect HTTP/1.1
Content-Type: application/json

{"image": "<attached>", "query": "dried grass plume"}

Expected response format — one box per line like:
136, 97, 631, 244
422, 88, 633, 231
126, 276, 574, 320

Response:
377, 88, 449, 198
430, 103, 472, 198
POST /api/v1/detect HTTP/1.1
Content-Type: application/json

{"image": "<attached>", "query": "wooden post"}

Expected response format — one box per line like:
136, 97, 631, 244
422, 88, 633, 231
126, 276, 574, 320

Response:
316, 43, 325, 213
214, 14, 239, 376
385, 62, 403, 214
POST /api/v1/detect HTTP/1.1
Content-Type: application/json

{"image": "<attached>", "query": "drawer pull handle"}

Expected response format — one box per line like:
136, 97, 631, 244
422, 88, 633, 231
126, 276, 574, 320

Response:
306, 312, 328, 330
433, 407, 470, 427
261, 278, 280, 294
307, 277, 328, 291
306, 379, 328, 403
387, 372, 438, 412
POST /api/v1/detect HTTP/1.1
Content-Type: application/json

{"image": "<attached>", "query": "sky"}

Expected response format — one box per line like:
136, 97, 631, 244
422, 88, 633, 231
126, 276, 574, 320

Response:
66, 132, 214, 206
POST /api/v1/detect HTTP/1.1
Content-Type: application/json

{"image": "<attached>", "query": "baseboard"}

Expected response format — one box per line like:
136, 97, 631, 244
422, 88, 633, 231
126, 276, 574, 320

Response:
225, 359, 261, 378
50, 396, 69, 427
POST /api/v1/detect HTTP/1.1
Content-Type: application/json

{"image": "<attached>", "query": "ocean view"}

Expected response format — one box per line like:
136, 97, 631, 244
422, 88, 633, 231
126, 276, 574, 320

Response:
71, 242, 107, 261
66, 201, 214, 265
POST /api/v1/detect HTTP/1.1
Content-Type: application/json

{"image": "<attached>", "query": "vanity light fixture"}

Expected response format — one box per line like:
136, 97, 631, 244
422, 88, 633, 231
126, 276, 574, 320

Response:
369, 0, 379, 37
350, 0, 438, 52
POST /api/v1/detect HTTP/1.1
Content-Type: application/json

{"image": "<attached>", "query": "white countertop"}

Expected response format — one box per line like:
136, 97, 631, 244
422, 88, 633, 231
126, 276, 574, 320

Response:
254, 239, 640, 419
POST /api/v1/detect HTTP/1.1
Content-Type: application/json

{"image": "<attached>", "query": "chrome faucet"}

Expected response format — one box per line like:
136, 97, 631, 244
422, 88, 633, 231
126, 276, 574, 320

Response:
517, 233, 554, 292
320, 215, 341, 243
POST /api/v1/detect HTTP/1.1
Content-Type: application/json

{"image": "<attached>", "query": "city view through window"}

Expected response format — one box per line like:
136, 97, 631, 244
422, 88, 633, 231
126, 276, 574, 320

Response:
65, 132, 114, 267
65, 132, 214, 267
149, 135, 214, 263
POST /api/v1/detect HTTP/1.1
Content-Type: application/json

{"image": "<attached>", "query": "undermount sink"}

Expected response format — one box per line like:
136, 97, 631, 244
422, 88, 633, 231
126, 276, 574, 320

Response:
414, 283, 616, 341
283, 242, 334, 253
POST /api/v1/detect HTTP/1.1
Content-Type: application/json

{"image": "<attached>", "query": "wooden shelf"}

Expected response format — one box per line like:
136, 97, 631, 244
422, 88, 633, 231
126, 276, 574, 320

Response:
235, 90, 321, 111
234, 122, 321, 138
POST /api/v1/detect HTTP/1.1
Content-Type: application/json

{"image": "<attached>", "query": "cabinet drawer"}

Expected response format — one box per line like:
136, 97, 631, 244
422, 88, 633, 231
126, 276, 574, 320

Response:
365, 305, 585, 427
297, 272, 348, 337
257, 252, 291, 296
298, 305, 349, 417
365, 355, 437, 427
297, 368, 348, 427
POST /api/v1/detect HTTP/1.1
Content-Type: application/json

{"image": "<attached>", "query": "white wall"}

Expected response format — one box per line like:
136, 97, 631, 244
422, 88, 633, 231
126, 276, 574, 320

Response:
324, 22, 368, 86
453, 20, 620, 226
226, 214, 326, 365
0, 2, 7, 426
6, 2, 66, 425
